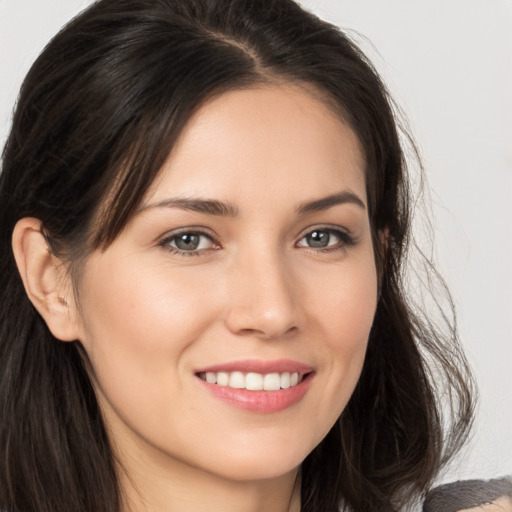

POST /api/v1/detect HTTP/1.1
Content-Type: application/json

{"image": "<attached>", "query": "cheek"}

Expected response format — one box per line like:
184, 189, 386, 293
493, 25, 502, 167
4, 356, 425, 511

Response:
305, 255, 377, 349
302, 257, 377, 421
76, 257, 221, 404
75, 259, 226, 444
80, 257, 213, 347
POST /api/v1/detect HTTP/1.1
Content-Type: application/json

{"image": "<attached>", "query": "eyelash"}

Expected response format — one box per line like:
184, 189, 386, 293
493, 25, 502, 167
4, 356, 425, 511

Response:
296, 226, 356, 253
159, 226, 356, 257
159, 229, 218, 257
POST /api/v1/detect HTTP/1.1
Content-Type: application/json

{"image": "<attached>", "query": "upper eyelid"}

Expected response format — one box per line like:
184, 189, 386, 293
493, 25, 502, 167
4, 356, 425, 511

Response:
159, 226, 217, 241
295, 226, 357, 251
157, 224, 353, 248
159, 230, 220, 258
296, 224, 352, 239
158, 228, 219, 251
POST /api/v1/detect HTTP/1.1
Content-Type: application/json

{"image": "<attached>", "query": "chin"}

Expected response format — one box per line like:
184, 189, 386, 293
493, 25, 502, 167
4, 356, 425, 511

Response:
196, 438, 314, 482
212, 456, 303, 483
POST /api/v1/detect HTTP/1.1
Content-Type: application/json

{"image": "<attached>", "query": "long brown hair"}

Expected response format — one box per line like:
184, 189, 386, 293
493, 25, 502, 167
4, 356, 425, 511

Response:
0, 1, 475, 510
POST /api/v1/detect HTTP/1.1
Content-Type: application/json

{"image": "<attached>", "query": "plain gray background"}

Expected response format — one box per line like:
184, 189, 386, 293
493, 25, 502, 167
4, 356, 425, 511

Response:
1, 0, 510, 484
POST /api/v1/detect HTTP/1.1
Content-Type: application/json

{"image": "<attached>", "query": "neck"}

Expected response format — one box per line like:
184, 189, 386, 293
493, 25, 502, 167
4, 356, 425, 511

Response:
116, 443, 301, 512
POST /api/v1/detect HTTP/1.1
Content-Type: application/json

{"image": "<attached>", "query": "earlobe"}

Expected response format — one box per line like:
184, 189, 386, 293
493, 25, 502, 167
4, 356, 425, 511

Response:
12, 218, 80, 342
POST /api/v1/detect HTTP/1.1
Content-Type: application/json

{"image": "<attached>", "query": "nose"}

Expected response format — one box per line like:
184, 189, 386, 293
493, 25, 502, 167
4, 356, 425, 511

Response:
224, 250, 300, 340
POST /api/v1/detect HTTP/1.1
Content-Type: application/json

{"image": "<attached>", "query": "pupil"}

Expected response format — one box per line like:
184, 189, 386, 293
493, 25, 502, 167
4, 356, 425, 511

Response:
176, 234, 200, 250
308, 230, 329, 248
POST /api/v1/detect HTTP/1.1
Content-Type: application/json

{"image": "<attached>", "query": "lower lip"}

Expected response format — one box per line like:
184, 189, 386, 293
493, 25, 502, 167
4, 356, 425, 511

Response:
197, 375, 313, 413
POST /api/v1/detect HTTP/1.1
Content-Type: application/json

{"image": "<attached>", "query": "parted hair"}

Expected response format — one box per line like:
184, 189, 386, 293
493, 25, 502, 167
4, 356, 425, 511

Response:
0, 0, 475, 511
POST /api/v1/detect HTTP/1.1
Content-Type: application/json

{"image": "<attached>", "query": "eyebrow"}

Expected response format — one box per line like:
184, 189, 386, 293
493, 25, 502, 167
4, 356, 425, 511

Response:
140, 197, 239, 216
141, 190, 365, 217
297, 190, 366, 214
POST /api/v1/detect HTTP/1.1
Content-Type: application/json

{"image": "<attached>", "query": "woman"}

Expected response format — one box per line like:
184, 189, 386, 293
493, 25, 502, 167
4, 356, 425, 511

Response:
0, 0, 475, 511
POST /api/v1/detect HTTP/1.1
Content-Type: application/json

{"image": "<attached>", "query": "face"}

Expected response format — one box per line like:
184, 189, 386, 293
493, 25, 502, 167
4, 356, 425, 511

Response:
74, 85, 378, 483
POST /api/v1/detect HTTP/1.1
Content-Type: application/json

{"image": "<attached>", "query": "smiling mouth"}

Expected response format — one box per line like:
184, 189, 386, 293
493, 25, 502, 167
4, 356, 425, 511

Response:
196, 371, 310, 391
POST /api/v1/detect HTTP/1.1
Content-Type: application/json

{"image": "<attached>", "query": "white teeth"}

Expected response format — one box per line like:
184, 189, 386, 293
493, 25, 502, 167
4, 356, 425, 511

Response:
246, 372, 264, 390
216, 372, 229, 386
199, 371, 303, 391
205, 372, 217, 384
228, 371, 245, 388
263, 373, 281, 391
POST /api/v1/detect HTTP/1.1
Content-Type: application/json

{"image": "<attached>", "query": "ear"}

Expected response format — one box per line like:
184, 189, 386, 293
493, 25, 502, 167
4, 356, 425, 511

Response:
12, 218, 81, 342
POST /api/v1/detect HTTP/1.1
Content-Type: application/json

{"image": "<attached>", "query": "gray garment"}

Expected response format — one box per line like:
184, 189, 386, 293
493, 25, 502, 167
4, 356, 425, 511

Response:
423, 476, 512, 512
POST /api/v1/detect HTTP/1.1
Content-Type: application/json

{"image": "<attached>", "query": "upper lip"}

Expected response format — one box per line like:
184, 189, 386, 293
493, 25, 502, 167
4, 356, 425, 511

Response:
195, 359, 314, 375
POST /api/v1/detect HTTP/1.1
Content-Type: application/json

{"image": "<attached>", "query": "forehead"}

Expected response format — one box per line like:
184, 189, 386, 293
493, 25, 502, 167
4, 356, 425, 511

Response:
143, 85, 367, 209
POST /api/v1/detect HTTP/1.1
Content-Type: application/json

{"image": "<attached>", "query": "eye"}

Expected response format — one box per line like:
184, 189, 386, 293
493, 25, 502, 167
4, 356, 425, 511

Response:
296, 227, 353, 250
161, 230, 216, 254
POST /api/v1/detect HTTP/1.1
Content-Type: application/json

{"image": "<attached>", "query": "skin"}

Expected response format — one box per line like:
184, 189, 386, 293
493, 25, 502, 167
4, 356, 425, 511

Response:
15, 85, 378, 512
